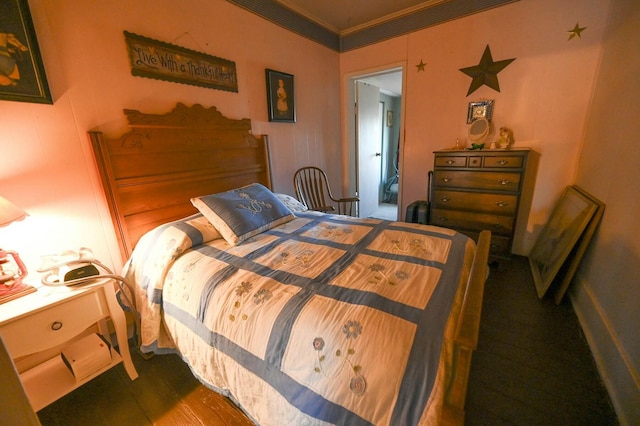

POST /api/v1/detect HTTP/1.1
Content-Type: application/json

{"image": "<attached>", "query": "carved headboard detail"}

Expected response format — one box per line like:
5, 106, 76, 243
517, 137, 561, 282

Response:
89, 103, 271, 263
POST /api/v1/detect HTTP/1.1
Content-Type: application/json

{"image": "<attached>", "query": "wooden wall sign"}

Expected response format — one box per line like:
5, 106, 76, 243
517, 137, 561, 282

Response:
123, 31, 238, 93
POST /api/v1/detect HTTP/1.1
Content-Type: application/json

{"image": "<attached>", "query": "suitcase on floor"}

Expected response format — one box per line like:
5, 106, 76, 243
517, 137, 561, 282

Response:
405, 200, 429, 224
405, 171, 433, 224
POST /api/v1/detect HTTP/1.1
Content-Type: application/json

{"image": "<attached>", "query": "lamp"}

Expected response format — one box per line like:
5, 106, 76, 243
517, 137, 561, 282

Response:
0, 196, 28, 227
0, 196, 28, 287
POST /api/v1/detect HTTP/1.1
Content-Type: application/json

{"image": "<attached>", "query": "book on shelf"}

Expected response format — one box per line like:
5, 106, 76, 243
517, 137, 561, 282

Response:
0, 280, 37, 304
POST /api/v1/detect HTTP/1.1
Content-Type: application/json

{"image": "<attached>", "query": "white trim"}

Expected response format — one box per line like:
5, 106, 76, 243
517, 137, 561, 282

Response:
570, 277, 640, 426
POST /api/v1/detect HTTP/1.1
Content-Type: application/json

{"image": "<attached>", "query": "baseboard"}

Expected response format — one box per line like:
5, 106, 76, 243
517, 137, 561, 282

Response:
570, 278, 640, 426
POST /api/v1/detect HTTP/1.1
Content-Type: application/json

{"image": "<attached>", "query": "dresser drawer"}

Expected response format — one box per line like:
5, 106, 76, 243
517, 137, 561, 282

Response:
459, 230, 512, 256
433, 170, 521, 191
488, 235, 512, 256
483, 156, 524, 168
430, 208, 514, 235
432, 190, 517, 214
0, 292, 107, 358
434, 156, 467, 167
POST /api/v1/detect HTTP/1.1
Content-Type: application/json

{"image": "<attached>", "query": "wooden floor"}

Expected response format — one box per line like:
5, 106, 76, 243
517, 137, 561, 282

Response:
465, 256, 617, 425
37, 256, 617, 425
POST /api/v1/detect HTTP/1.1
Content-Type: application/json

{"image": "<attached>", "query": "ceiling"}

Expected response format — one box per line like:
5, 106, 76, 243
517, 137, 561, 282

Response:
276, 0, 450, 34
230, 0, 518, 52
359, 72, 403, 98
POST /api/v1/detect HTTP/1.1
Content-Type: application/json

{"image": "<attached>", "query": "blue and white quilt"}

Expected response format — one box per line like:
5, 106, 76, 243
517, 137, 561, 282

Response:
123, 210, 476, 425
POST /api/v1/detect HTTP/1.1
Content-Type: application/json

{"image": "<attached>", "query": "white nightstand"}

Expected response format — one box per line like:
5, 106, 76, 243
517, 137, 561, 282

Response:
0, 278, 138, 411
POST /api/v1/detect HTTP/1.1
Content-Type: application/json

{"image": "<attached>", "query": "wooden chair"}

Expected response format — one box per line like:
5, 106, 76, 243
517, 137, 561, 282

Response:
293, 166, 359, 216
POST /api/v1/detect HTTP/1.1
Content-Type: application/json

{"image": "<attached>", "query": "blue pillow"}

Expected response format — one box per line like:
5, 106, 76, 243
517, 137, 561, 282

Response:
191, 183, 294, 246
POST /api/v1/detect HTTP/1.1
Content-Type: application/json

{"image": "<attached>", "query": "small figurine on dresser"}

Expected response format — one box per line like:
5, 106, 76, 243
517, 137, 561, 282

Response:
498, 127, 514, 149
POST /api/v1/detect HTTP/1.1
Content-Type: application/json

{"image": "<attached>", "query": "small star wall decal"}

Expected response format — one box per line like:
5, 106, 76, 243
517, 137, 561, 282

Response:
459, 45, 515, 96
416, 60, 426, 72
567, 22, 587, 40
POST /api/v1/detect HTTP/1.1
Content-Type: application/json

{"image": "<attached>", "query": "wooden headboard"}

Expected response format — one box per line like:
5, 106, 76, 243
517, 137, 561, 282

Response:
89, 103, 272, 263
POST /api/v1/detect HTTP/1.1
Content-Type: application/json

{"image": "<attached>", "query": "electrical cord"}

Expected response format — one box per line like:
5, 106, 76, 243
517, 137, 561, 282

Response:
37, 248, 142, 348
37, 247, 142, 347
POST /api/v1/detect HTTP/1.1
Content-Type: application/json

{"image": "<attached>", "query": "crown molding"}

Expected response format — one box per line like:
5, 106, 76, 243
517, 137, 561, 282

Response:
227, 0, 520, 52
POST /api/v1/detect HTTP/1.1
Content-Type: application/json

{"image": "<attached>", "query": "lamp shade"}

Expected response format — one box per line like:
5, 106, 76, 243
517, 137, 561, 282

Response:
0, 196, 27, 228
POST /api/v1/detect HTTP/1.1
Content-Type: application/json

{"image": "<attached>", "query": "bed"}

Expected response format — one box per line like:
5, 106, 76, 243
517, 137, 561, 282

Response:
88, 103, 490, 425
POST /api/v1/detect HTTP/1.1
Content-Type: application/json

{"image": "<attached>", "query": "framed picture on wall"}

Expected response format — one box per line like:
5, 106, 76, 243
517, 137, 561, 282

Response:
265, 69, 295, 123
0, 0, 53, 104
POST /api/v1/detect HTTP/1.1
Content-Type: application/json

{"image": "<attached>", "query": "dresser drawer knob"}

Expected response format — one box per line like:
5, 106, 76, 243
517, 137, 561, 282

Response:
442, 176, 451, 183
496, 201, 509, 207
51, 321, 63, 331
499, 179, 511, 185
440, 196, 450, 202
498, 160, 508, 165
446, 160, 455, 165
438, 217, 448, 222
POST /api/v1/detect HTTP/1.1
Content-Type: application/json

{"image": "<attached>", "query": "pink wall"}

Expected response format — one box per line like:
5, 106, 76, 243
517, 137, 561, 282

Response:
340, 0, 611, 254
571, 0, 640, 422
0, 0, 340, 272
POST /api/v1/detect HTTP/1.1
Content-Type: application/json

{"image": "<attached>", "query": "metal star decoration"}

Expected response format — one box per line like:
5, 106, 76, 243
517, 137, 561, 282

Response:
459, 45, 515, 96
416, 60, 426, 72
567, 22, 587, 40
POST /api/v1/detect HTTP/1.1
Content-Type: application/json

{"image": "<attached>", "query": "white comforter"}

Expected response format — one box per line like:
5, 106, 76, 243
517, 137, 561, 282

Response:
123, 211, 476, 425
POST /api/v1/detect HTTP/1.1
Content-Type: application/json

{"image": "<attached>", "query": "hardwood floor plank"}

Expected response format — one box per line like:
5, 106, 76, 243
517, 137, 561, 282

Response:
466, 256, 618, 425
38, 364, 151, 425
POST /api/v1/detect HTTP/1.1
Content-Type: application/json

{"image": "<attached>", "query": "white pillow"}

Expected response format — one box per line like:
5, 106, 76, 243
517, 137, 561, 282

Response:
275, 193, 308, 213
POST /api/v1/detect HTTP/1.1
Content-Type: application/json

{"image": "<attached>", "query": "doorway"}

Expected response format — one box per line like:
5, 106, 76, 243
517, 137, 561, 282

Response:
347, 67, 404, 220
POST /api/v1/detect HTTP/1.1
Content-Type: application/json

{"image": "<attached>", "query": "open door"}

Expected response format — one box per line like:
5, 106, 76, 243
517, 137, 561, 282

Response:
355, 81, 382, 218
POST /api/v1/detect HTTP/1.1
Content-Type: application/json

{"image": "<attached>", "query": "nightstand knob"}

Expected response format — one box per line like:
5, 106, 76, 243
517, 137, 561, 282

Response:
51, 321, 63, 331
499, 179, 510, 185
498, 160, 508, 165
496, 201, 508, 207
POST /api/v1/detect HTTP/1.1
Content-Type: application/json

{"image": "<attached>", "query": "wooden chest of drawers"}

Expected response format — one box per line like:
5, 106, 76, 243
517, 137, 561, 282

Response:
430, 148, 530, 259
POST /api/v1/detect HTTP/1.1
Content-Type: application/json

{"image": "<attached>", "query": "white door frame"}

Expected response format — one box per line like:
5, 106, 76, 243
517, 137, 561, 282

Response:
342, 63, 406, 217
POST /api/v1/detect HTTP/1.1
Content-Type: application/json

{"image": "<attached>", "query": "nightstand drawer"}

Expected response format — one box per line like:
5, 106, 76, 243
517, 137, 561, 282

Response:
433, 170, 521, 191
0, 292, 106, 358
432, 190, 517, 214
430, 208, 514, 235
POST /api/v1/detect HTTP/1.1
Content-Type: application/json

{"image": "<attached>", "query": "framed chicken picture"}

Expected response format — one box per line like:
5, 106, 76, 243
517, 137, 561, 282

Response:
0, 0, 52, 104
